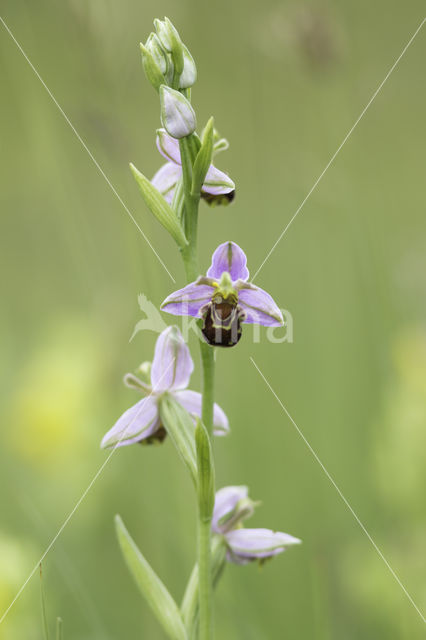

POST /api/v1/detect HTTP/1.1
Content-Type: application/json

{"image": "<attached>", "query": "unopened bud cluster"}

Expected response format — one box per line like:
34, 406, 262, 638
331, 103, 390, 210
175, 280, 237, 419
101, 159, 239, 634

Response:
141, 17, 197, 139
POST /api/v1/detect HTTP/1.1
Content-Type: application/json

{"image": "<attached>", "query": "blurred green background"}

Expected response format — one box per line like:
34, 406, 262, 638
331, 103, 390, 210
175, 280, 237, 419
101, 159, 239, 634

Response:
1, 0, 425, 638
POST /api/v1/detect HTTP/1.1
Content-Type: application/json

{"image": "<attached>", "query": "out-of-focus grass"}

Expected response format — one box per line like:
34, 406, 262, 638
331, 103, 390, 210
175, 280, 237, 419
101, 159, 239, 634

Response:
0, 0, 425, 638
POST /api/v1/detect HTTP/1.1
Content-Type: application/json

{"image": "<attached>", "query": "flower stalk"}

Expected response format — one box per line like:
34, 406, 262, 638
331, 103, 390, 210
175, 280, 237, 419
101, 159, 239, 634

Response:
107, 16, 301, 640
195, 421, 215, 640
179, 131, 216, 639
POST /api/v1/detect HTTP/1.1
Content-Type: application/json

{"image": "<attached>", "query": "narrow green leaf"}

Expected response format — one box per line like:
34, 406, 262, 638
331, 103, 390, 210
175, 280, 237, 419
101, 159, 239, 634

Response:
159, 395, 197, 484
191, 117, 214, 197
39, 564, 50, 640
195, 420, 215, 522
115, 515, 188, 640
130, 163, 188, 248
56, 618, 63, 640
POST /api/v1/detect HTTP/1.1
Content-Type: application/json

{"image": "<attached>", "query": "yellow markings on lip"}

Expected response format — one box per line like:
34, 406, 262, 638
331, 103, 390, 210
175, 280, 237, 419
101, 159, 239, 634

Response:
212, 289, 238, 304
210, 271, 238, 303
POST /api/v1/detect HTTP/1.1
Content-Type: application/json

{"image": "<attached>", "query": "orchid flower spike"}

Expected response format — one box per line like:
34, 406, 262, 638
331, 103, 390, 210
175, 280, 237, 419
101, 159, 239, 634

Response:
161, 242, 284, 346
152, 129, 235, 206
212, 486, 301, 565
101, 326, 229, 448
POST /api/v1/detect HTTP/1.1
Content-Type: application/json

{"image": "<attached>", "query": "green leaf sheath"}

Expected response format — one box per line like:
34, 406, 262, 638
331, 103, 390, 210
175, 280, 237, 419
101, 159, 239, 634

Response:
181, 536, 227, 639
115, 515, 188, 640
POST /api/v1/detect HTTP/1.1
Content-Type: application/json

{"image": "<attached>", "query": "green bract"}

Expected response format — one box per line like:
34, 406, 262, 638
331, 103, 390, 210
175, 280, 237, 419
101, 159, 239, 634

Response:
195, 419, 215, 523
159, 394, 197, 484
130, 162, 187, 248
192, 117, 214, 198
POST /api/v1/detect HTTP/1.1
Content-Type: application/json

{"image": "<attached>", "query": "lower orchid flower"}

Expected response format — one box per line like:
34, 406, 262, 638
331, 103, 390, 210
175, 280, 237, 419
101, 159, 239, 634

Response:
101, 326, 229, 448
161, 241, 284, 347
212, 486, 301, 565
152, 129, 235, 205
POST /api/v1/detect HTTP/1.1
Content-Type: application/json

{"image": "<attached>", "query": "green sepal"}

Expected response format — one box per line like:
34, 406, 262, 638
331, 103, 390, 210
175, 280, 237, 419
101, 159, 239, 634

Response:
165, 17, 184, 76
130, 163, 188, 248
179, 45, 197, 89
191, 117, 214, 198
115, 515, 188, 640
159, 394, 197, 484
195, 419, 215, 522
140, 42, 165, 91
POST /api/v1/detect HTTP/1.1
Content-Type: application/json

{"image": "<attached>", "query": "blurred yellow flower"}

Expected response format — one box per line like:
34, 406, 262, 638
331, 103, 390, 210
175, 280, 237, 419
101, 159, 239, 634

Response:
6, 320, 104, 471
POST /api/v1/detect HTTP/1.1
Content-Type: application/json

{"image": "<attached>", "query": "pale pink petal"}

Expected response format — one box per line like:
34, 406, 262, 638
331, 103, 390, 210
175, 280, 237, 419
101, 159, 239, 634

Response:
173, 389, 229, 436
161, 280, 215, 318
212, 486, 248, 533
156, 128, 182, 164
151, 162, 181, 203
236, 282, 283, 326
202, 165, 235, 195
150, 326, 194, 392
226, 528, 301, 563
101, 396, 160, 448
207, 242, 249, 281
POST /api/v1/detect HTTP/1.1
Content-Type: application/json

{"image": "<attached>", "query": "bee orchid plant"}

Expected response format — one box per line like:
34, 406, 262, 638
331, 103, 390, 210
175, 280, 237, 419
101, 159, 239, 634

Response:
104, 17, 300, 640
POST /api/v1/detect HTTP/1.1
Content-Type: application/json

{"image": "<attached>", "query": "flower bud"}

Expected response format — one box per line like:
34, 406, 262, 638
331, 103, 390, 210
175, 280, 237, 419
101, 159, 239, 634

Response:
154, 18, 173, 51
160, 86, 196, 139
145, 33, 168, 74
140, 40, 165, 91
154, 17, 184, 76
179, 45, 197, 89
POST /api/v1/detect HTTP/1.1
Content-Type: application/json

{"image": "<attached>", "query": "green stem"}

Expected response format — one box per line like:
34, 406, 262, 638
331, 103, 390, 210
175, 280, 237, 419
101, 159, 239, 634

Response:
179, 133, 216, 640
198, 519, 213, 640
200, 342, 214, 436
179, 137, 199, 280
